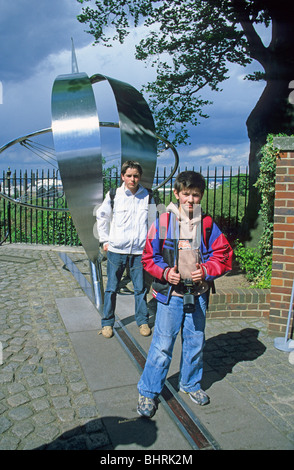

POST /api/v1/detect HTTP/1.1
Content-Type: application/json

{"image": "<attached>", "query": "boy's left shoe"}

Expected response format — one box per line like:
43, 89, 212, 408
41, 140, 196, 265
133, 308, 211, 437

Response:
180, 388, 210, 406
139, 324, 151, 336
137, 394, 157, 418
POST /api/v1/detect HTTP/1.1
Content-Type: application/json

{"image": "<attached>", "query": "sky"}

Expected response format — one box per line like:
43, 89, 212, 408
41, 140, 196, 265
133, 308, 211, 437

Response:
0, 0, 269, 176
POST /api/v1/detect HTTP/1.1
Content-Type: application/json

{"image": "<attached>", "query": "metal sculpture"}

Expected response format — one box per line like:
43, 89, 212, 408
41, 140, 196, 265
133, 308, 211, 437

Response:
90, 74, 157, 189
51, 72, 103, 264
50, 65, 159, 309
0, 42, 180, 311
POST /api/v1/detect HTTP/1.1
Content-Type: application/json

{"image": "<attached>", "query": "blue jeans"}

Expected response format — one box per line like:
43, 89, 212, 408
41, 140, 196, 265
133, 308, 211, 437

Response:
102, 251, 148, 327
137, 294, 208, 399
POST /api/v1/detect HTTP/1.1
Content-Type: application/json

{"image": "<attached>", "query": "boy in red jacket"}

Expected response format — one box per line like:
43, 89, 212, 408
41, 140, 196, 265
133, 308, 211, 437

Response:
137, 171, 233, 418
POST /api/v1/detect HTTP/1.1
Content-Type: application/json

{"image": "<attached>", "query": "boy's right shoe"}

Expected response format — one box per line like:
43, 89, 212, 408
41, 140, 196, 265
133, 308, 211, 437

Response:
137, 394, 157, 418
180, 388, 210, 406
101, 326, 114, 338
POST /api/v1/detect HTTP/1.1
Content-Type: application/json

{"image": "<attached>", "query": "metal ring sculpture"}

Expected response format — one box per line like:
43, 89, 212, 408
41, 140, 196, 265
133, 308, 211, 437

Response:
0, 126, 178, 201
0, 69, 179, 308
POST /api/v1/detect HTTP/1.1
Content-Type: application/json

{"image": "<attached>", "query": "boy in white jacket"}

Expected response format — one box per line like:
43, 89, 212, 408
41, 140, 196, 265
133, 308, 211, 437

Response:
96, 161, 155, 338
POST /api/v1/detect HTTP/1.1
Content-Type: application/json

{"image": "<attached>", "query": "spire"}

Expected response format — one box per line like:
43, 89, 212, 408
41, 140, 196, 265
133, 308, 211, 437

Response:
71, 37, 79, 74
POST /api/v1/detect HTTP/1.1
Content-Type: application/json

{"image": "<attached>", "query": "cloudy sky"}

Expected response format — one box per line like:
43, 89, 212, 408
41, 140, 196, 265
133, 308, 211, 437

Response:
0, 0, 268, 175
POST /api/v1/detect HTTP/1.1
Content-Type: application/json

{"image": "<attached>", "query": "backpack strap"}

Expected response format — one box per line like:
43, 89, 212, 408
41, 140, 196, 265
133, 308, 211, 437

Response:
202, 213, 213, 250
147, 188, 153, 205
109, 187, 116, 210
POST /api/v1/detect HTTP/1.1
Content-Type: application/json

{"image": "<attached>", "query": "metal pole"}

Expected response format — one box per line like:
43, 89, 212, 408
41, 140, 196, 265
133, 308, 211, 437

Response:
274, 279, 294, 352
89, 258, 104, 312
6, 168, 11, 243
71, 38, 79, 74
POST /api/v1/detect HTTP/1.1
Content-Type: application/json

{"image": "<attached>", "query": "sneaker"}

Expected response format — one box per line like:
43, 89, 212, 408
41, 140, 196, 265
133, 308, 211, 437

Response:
137, 394, 157, 418
139, 324, 151, 337
180, 388, 210, 406
101, 326, 113, 338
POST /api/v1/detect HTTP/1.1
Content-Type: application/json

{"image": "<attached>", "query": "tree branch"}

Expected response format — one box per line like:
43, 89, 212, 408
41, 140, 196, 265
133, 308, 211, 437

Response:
230, 0, 270, 67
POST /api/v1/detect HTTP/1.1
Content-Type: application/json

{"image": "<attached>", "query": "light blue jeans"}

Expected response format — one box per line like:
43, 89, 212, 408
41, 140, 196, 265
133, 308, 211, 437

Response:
102, 251, 148, 328
137, 294, 208, 398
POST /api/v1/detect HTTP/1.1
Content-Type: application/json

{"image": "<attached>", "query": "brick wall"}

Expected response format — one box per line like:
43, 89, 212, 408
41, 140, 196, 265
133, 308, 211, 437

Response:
207, 288, 270, 319
269, 138, 294, 335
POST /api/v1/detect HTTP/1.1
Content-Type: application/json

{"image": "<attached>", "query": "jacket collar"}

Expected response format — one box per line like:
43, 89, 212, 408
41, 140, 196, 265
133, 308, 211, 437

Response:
122, 182, 144, 196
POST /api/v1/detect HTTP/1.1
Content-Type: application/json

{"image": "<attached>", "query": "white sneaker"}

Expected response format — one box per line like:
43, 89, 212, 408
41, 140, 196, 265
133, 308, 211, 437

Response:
101, 326, 113, 338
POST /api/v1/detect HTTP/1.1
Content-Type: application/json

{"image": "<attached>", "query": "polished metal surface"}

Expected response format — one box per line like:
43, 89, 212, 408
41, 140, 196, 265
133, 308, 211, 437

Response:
0, 128, 51, 154
89, 258, 104, 310
153, 134, 179, 191
91, 74, 157, 189
1, 60, 179, 310
0, 127, 178, 207
0, 45, 179, 312
71, 38, 79, 74
0, 192, 68, 212
51, 72, 103, 264
0, 127, 68, 211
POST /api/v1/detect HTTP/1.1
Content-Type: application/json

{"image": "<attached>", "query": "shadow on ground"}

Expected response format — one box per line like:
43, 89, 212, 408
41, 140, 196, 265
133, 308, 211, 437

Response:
168, 328, 266, 391
34, 416, 158, 450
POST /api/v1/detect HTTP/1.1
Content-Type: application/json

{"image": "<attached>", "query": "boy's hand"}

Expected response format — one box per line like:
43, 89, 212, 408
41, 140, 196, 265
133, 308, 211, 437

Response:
167, 266, 181, 285
191, 263, 204, 283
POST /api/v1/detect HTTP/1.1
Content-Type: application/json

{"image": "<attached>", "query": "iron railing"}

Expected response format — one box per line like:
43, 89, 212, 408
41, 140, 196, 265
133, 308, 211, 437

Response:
0, 166, 248, 246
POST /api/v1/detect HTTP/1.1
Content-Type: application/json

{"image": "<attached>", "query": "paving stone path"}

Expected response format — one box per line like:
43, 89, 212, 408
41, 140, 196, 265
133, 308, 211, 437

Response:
0, 245, 111, 450
0, 244, 293, 449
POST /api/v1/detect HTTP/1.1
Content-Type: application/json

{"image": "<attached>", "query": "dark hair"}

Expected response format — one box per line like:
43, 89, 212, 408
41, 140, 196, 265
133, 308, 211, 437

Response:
174, 171, 206, 194
121, 160, 143, 176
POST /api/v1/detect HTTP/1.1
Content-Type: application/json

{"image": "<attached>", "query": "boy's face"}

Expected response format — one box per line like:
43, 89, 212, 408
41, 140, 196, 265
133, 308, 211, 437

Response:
174, 186, 203, 215
121, 167, 141, 194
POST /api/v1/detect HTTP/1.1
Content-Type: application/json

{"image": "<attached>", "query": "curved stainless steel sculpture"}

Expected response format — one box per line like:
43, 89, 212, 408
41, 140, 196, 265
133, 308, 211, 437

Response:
0, 125, 179, 309
0, 128, 51, 153
51, 72, 104, 309
153, 134, 179, 191
0, 127, 179, 204
0, 60, 179, 311
51, 72, 103, 264
51, 70, 160, 310
91, 74, 157, 189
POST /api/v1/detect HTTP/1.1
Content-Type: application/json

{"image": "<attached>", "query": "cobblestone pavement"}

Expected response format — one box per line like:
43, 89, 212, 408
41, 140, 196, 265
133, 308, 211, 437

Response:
0, 245, 111, 450
0, 244, 293, 449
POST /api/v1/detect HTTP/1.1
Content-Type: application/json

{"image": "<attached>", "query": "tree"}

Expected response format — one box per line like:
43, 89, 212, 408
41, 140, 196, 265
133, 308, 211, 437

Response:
76, 0, 294, 238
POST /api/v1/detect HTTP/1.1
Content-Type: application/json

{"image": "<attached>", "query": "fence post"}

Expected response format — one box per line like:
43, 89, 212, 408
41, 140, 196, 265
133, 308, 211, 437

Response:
6, 168, 11, 243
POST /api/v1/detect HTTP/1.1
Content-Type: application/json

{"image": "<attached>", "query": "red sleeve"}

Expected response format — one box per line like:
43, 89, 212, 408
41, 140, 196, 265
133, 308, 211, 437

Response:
142, 214, 170, 280
201, 215, 233, 280
203, 233, 233, 279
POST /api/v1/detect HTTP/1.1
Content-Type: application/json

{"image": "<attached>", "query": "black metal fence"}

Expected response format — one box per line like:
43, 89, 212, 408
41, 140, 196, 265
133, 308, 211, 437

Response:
0, 166, 248, 246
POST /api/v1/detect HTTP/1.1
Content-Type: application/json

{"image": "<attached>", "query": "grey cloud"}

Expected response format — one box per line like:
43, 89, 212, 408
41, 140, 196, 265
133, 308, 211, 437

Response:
0, 0, 88, 81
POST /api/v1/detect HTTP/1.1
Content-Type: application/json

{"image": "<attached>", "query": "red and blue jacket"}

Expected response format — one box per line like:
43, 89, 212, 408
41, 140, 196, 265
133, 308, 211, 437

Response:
142, 210, 233, 304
